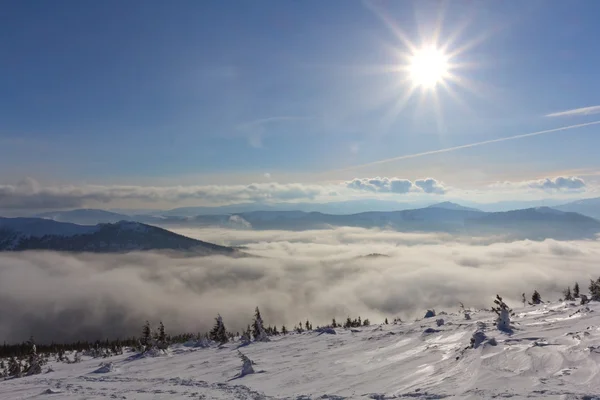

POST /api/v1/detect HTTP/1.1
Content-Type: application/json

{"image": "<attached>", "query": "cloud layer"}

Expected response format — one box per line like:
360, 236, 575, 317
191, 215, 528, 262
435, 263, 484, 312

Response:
1, 227, 599, 344
0, 178, 327, 210
346, 177, 446, 194
491, 176, 587, 192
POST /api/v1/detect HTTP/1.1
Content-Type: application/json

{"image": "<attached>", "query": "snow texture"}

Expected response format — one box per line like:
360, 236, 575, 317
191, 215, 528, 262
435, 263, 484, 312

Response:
3, 300, 600, 399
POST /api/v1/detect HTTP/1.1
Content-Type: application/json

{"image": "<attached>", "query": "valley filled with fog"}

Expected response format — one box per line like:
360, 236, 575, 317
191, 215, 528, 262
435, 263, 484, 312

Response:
2, 226, 598, 344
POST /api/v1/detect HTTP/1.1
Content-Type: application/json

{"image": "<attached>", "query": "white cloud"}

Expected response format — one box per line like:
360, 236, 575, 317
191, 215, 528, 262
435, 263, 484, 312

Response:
346, 177, 445, 194
546, 105, 600, 118
415, 178, 446, 194
2, 227, 600, 343
490, 176, 586, 193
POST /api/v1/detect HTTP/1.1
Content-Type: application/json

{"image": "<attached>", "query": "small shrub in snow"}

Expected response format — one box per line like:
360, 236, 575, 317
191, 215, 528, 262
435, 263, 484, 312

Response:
464, 313, 471, 320
436, 319, 445, 327
531, 290, 542, 305
93, 362, 115, 373
581, 294, 589, 305
237, 351, 254, 377
470, 329, 497, 349
25, 337, 42, 376
491, 294, 514, 332
424, 309, 436, 318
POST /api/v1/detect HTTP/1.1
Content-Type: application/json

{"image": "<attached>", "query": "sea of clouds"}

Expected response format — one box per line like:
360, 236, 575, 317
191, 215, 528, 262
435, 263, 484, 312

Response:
1, 226, 599, 343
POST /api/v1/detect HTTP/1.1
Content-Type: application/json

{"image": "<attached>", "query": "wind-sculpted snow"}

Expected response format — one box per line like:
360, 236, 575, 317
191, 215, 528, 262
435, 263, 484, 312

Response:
2, 227, 600, 343
2, 301, 600, 398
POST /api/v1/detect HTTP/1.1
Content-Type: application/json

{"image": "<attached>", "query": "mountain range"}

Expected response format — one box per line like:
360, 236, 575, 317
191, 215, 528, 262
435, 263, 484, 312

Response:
0, 218, 238, 255
25, 201, 600, 241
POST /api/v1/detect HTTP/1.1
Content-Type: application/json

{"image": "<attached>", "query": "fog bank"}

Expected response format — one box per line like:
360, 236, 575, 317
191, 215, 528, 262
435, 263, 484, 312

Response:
1, 227, 599, 343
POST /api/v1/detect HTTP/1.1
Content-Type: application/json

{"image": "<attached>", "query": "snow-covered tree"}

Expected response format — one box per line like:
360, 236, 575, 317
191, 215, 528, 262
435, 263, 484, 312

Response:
156, 321, 169, 350
531, 290, 542, 305
25, 336, 42, 376
573, 282, 580, 298
252, 307, 269, 342
491, 294, 514, 332
522, 293, 526, 306
209, 314, 228, 344
237, 350, 254, 377
141, 321, 153, 351
8, 357, 21, 378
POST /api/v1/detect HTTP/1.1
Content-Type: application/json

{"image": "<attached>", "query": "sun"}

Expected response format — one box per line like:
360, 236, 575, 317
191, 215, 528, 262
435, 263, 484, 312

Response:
408, 46, 449, 89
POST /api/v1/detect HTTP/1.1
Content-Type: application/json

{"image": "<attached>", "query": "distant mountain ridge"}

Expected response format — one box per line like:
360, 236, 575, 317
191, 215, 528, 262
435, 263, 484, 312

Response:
0, 218, 238, 255
17, 202, 600, 241
554, 197, 600, 220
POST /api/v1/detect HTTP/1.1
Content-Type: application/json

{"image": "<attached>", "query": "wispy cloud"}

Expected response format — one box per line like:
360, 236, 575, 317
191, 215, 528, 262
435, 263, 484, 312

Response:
332, 121, 600, 172
546, 105, 600, 118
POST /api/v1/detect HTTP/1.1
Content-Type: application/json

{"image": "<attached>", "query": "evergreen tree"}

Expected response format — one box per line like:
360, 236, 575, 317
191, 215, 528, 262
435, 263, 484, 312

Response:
252, 307, 269, 342
8, 356, 21, 378
25, 336, 42, 376
157, 321, 168, 350
238, 350, 254, 376
209, 314, 228, 344
531, 290, 542, 305
141, 321, 152, 350
363, 319, 370, 326
563, 286, 574, 301
573, 282, 580, 298
589, 278, 600, 301
331, 318, 337, 328
491, 294, 514, 332
384, 318, 389, 325
281, 325, 288, 335
305, 320, 311, 331
522, 293, 526, 306
344, 317, 352, 329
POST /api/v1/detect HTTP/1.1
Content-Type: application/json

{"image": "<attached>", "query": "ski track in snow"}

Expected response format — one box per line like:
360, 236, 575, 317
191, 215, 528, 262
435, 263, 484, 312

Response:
3, 301, 600, 399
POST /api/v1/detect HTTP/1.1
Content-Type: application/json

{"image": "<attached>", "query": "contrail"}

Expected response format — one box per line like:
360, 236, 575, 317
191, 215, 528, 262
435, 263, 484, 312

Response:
334, 120, 600, 172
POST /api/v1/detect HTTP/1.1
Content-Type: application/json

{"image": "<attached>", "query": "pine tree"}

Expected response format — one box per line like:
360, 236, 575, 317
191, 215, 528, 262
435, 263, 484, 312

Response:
384, 318, 389, 325
522, 293, 526, 306
8, 356, 21, 378
589, 278, 600, 301
209, 314, 228, 344
563, 286, 574, 301
531, 290, 541, 305
252, 307, 269, 342
573, 282, 580, 298
305, 320, 311, 331
281, 325, 288, 335
157, 321, 168, 350
363, 319, 370, 326
238, 350, 254, 376
25, 336, 42, 376
331, 318, 337, 328
344, 317, 352, 329
141, 321, 152, 350
491, 294, 514, 332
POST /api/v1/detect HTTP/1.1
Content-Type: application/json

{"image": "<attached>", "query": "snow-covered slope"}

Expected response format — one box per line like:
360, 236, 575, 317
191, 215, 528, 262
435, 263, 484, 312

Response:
3, 300, 600, 399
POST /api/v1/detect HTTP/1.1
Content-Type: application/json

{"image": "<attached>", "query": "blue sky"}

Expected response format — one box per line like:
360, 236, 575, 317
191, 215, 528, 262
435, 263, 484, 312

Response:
2, 0, 600, 209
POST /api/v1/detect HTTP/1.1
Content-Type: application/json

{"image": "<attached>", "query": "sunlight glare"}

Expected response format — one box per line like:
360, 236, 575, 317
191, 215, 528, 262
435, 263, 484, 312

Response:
409, 46, 449, 89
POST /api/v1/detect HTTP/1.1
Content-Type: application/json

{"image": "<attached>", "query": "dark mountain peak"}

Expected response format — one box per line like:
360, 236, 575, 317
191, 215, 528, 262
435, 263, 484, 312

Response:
426, 201, 481, 212
0, 218, 238, 255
